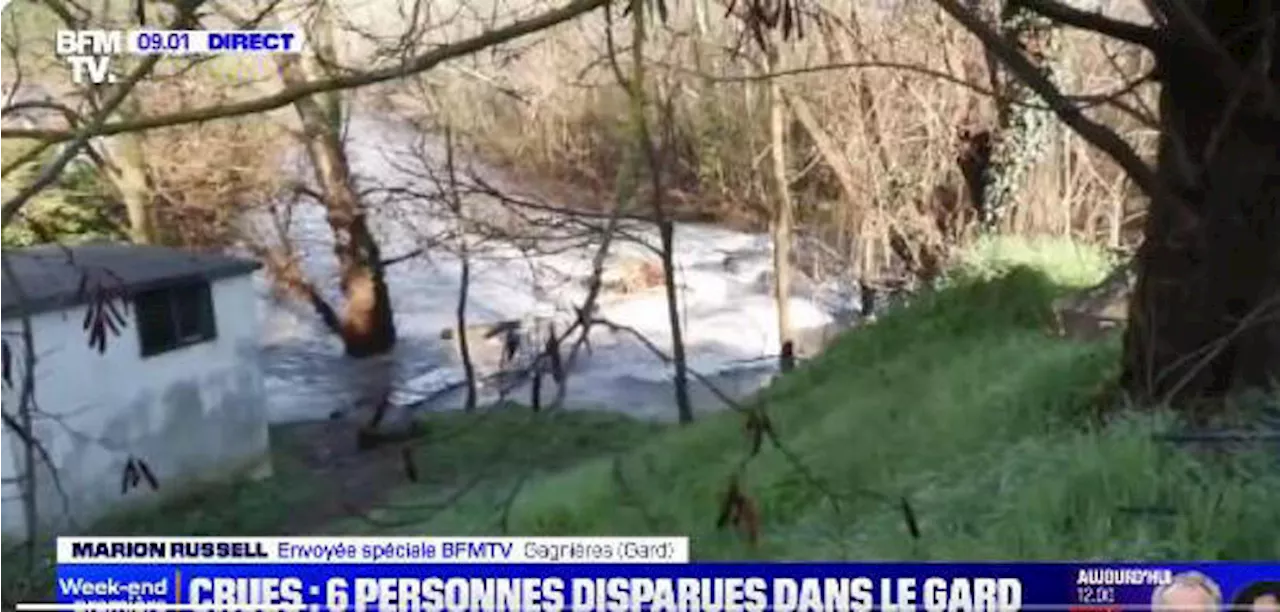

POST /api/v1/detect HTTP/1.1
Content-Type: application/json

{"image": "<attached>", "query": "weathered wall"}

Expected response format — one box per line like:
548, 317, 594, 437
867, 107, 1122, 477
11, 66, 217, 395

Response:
1, 274, 271, 538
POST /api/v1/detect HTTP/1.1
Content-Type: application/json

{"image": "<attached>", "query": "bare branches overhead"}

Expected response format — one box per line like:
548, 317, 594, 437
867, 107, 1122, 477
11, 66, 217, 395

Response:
932, 0, 1168, 204
1, 0, 613, 145
1013, 0, 1280, 110
1011, 0, 1164, 50
721, 0, 807, 50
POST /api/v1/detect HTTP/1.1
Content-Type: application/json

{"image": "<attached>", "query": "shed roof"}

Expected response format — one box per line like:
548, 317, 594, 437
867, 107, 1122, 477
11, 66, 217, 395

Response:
2, 243, 261, 319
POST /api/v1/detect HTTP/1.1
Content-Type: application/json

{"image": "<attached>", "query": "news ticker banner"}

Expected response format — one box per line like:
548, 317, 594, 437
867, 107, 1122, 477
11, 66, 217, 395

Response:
34, 537, 1280, 612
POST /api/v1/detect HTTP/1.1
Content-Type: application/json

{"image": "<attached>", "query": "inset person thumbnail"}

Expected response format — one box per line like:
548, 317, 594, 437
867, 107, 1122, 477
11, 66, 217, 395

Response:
1151, 571, 1222, 612
1233, 581, 1280, 612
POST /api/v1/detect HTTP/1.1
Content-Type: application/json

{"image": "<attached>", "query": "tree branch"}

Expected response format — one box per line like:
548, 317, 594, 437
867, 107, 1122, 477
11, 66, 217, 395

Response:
1, 0, 609, 146
380, 249, 424, 267
932, 0, 1175, 207
0, 2, 207, 225
1012, 0, 1165, 50
1146, 0, 1274, 106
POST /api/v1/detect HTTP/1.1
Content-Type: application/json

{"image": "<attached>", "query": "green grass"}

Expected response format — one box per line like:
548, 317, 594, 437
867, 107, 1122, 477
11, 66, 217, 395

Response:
5, 238, 1277, 606
954, 234, 1120, 288
334, 408, 667, 534
376, 238, 1278, 560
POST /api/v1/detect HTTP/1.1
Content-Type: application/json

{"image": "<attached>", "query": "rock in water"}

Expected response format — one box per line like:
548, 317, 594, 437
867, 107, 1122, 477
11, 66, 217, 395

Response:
752, 268, 817, 297
600, 256, 665, 295
441, 320, 524, 374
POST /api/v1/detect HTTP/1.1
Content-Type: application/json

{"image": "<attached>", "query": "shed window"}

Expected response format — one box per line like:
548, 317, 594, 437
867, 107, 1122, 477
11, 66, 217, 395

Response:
134, 281, 217, 357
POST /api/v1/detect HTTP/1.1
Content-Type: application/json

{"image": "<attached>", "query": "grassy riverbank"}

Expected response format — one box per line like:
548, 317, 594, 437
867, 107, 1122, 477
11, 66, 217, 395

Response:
363, 238, 1280, 559
6, 238, 1277, 605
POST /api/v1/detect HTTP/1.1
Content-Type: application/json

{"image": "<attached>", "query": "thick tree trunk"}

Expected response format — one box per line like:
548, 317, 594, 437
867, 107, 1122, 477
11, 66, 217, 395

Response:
109, 99, 157, 244
278, 56, 397, 358
1121, 6, 1280, 405
114, 134, 156, 244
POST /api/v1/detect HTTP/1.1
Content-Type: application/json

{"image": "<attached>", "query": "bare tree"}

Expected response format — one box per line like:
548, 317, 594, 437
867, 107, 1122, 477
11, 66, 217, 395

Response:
255, 3, 398, 357
609, 0, 694, 424
933, 0, 1280, 406
443, 128, 480, 412
236, 0, 606, 360
764, 32, 795, 368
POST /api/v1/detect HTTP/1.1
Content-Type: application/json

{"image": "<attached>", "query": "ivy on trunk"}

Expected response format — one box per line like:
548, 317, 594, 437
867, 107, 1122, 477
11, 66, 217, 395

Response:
934, 0, 1280, 410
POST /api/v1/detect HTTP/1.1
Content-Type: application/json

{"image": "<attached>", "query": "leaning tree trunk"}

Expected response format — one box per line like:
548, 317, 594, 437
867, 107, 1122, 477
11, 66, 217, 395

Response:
301, 105, 397, 358
258, 3, 397, 359
114, 135, 156, 244
105, 97, 157, 244
1120, 5, 1280, 406
278, 56, 398, 358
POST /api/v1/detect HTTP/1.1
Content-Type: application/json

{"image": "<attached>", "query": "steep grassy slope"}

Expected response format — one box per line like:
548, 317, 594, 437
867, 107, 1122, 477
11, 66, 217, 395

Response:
364, 239, 1280, 559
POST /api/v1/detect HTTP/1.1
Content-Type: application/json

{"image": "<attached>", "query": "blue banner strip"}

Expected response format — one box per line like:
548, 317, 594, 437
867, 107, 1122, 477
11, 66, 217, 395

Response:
56, 563, 1280, 610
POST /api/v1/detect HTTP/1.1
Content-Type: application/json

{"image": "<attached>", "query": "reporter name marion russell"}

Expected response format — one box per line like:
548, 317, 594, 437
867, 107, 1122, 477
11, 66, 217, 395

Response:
71, 540, 270, 560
